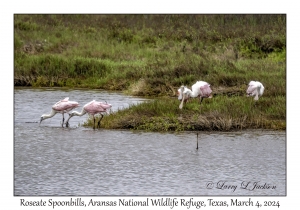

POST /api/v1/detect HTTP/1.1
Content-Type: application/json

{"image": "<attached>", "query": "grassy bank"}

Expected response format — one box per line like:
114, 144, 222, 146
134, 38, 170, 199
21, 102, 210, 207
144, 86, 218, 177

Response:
84, 95, 285, 131
14, 14, 286, 131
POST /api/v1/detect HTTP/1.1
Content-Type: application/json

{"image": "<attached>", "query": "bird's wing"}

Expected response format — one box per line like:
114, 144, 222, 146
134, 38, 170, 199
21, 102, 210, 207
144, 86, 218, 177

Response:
84, 100, 112, 115
192, 81, 212, 97
83, 100, 95, 109
99, 102, 112, 110
200, 84, 212, 97
53, 100, 79, 112
61, 97, 69, 102
84, 101, 103, 114
52, 97, 69, 107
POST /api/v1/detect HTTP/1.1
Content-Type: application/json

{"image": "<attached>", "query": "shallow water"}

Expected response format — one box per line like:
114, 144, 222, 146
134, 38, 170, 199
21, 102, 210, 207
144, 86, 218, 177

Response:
14, 88, 286, 196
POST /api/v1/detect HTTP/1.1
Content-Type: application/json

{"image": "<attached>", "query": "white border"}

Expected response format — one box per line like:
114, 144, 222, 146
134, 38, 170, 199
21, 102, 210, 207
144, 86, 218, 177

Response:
3, 1, 298, 209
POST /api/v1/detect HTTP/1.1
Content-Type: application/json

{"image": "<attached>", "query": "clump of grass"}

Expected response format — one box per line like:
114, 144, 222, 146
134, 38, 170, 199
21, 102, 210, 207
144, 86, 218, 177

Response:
126, 78, 149, 96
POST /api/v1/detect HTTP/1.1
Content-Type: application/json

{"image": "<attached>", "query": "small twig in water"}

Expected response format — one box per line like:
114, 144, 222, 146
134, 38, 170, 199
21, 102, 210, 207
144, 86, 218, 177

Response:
196, 133, 199, 150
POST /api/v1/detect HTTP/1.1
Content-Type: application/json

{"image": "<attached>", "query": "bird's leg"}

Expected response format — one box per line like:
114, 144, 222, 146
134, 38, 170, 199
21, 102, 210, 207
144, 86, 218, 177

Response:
199, 96, 204, 111
62, 113, 65, 127
65, 113, 73, 128
93, 116, 96, 130
97, 114, 104, 128
199, 96, 203, 104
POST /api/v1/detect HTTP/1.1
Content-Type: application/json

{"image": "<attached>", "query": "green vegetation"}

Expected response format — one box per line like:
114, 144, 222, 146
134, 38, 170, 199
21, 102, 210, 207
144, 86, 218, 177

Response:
14, 14, 286, 131
84, 95, 285, 131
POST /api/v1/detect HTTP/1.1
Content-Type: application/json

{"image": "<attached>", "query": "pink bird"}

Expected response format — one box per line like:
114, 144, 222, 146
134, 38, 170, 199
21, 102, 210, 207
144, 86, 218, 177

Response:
65, 100, 112, 129
246, 81, 265, 100
178, 81, 213, 109
40, 97, 79, 127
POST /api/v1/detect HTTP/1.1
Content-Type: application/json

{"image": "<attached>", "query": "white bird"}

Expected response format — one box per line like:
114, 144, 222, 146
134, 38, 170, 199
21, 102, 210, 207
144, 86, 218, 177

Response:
246, 81, 265, 100
40, 97, 79, 127
65, 100, 112, 129
178, 81, 212, 109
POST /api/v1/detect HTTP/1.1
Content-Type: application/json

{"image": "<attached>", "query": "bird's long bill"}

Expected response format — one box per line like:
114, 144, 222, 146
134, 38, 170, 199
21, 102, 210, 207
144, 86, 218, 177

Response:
39, 117, 43, 125
254, 92, 259, 100
179, 94, 185, 109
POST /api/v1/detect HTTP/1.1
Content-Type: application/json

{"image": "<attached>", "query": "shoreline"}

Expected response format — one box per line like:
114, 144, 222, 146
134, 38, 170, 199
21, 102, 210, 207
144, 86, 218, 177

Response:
14, 86, 286, 132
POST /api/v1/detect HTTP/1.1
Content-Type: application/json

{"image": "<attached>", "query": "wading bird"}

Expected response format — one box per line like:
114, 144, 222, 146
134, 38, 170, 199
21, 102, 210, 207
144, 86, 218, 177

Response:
40, 97, 79, 127
246, 81, 265, 100
178, 81, 212, 109
65, 100, 112, 129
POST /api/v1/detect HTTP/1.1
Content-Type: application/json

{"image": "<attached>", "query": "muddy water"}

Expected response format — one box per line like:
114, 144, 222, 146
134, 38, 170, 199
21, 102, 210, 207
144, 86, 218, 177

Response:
14, 88, 286, 196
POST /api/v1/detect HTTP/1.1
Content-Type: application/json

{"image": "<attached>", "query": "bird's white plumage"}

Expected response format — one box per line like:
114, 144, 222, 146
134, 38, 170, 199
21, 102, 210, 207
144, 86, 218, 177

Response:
246, 81, 264, 100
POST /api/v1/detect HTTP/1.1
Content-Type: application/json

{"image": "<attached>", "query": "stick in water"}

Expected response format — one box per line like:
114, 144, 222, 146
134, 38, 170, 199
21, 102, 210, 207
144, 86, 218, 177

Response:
196, 133, 199, 150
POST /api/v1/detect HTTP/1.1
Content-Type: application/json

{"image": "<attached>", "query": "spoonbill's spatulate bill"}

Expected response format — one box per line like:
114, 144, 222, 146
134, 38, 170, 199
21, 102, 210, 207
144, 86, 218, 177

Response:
65, 100, 112, 129
40, 97, 79, 127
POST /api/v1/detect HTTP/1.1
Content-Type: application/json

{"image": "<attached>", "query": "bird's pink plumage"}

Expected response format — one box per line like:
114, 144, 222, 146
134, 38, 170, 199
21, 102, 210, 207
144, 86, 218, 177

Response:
52, 98, 79, 112
84, 101, 112, 115
200, 84, 212, 97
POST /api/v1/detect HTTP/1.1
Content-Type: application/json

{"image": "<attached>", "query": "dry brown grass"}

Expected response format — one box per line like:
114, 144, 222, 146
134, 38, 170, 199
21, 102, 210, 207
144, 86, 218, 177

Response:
127, 78, 148, 96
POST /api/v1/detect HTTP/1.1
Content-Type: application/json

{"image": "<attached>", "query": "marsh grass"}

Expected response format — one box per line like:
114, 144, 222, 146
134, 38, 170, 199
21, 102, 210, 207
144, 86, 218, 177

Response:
14, 14, 286, 131
84, 94, 285, 131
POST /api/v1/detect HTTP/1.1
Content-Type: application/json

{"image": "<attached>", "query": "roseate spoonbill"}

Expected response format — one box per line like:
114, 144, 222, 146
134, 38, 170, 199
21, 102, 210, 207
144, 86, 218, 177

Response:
178, 81, 213, 109
40, 97, 79, 127
246, 81, 265, 100
65, 100, 112, 129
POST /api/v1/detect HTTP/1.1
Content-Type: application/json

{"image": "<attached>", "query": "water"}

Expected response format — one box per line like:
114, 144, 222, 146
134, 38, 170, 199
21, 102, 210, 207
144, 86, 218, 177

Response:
14, 88, 286, 196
